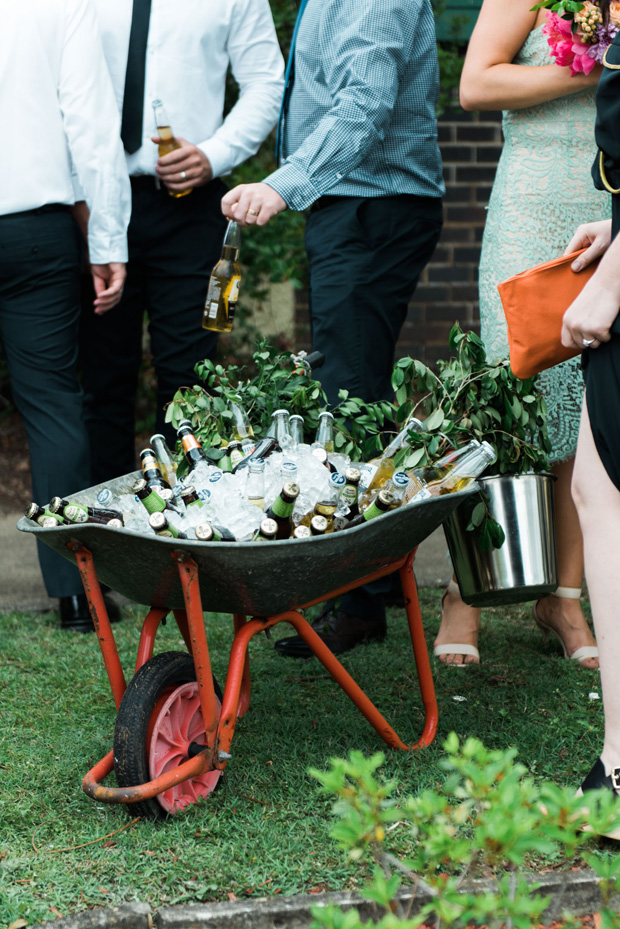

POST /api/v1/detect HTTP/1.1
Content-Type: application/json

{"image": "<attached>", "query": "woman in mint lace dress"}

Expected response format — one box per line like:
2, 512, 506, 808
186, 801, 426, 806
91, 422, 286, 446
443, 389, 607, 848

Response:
434, 0, 610, 668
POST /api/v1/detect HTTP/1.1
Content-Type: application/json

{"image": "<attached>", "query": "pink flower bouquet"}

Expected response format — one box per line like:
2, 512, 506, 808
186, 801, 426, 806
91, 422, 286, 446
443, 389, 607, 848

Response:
532, 0, 620, 76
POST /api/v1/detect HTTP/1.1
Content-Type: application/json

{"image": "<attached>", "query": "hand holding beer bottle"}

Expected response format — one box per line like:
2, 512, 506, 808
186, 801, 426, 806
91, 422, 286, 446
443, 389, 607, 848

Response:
152, 99, 191, 199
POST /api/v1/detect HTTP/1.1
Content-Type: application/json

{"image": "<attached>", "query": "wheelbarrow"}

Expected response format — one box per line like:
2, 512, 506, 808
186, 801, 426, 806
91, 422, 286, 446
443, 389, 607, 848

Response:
18, 472, 474, 820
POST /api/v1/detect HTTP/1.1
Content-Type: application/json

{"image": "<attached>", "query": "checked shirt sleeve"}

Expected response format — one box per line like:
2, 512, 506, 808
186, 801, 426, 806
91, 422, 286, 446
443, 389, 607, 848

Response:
263, 0, 421, 210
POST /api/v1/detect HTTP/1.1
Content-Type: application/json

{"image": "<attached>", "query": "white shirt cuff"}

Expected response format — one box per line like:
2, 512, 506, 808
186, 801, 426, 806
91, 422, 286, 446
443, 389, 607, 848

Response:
198, 138, 233, 180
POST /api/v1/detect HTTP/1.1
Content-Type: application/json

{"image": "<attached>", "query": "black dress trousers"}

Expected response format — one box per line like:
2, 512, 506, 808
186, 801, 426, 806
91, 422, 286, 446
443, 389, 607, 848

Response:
305, 194, 443, 406
80, 177, 228, 485
0, 209, 90, 598
305, 194, 443, 621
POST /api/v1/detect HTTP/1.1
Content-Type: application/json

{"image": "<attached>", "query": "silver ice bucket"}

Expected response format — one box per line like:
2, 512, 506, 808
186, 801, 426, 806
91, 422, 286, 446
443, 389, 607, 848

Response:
443, 473, 558, 607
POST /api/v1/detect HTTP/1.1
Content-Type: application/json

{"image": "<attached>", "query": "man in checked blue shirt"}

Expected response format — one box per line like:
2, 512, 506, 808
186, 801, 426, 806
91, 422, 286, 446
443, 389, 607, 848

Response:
222, 0, 444, 659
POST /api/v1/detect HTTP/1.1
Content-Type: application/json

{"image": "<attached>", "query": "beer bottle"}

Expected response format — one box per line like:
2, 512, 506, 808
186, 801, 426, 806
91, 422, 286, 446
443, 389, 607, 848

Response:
297, 474, 340, 531
140, 448, 172, 490
344, 489, 398, 529
150, 433, 178, 487
202, 220, 241, 333
358, 418, 424, 500
281, 459, 298, 484
227, 440, 244, 469
149, 511, 187, 539
177, 421, 212, 479
264, 481, 299, 540
179, 485, 203, 510
229, 400, 255, 455
314, 411, 335, 453
311, 444, 337, 473
194, 521, 236, 542
220, 445, 233, 473
289, 414, 304, 446
339, 467, 361, 519
25, 502, 66, 526
402, 440, 481, 503
293, 525, 311, 539
133, 477, 167, 515
39, 515, 62, 529
408, 441, 497, 501
211, 524, 237, 542
246, 459, 265, 510
194, 523, 215, 542
271, 409, 294, 451
49, 496, 124, 525
232, 436, 280, 473
310, 514, 328, 536
253, 517, 278, 542
152, 99, 191, 199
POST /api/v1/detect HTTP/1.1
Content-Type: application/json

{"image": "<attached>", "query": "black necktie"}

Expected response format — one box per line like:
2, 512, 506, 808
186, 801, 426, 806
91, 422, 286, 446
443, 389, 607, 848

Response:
121, 0, 152, 155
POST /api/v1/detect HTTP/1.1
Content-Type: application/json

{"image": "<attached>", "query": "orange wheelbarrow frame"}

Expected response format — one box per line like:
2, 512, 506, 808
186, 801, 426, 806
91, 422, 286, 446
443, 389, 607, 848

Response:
71, 542, 438, 809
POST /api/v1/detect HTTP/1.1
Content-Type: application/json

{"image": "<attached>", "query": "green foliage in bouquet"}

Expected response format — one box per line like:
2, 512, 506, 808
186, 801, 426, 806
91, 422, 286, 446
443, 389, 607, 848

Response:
164, 341, 399, 467
391, 324, 551, 476
389, 324, 551, 550
309, 738, 620, 929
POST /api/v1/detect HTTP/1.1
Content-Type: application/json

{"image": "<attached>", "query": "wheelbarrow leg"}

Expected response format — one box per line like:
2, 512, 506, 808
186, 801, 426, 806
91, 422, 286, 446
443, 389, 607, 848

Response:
233, 614, 251, 717
399, 551, 438, 749
172, 552, 220, 752
69, 542, 126, 710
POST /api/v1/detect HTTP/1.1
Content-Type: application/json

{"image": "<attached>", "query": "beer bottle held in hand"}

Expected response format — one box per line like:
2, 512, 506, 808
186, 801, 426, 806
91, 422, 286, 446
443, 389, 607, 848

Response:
152, 99, 191, 199
265, 481, 299, 540
202, 221, 241, 333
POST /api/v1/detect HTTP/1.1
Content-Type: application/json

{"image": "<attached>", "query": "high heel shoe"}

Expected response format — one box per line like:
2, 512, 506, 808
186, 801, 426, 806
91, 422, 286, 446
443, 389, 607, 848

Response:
433, 578, 480, 666
575, 757, 620, 841
532, 586, 599, 667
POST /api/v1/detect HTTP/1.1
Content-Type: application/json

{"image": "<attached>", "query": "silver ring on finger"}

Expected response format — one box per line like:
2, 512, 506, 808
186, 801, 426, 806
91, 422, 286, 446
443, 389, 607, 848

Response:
582, 337, 595, 347
180, 171, 187, 181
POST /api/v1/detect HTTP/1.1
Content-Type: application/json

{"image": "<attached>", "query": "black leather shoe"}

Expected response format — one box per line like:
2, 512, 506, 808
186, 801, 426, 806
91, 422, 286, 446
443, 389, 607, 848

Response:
59, 593, 121, 633
274, 606, 386, 659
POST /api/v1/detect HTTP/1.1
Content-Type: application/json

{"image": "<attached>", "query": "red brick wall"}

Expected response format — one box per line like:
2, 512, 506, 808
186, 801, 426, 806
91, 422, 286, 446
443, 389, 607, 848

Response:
294, 106, 504, 365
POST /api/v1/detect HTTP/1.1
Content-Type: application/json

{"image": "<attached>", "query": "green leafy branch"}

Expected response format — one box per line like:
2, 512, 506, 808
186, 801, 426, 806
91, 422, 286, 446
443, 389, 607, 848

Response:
309, 737, 620, 929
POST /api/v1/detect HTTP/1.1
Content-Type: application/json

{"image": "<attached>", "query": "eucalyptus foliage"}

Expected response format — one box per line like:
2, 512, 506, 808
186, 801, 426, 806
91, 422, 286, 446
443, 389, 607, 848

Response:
165, 341, 400, 465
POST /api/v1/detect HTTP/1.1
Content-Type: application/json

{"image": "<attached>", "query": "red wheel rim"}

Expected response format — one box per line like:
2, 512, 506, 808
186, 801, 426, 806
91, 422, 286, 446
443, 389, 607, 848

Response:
148, 682, 222, 814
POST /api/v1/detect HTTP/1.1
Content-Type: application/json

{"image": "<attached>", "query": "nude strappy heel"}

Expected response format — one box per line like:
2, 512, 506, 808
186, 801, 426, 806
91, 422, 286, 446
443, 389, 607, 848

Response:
532, 586, 599, 666
433, 578, 480, 666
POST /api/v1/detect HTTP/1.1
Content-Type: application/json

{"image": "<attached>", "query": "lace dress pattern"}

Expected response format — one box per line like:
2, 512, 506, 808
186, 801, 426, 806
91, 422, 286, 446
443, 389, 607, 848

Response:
479, 26, 611, 462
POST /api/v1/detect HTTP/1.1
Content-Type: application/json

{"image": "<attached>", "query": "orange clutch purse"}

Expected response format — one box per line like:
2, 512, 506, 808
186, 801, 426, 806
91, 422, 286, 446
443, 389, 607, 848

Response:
497, 248, 599, 380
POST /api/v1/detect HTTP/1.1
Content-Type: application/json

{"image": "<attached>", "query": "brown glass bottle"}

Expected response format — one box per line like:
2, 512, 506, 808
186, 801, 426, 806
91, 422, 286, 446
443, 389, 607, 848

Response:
264, 482, 299, 540
152, 99, 191, 199
202, 221, 241, 333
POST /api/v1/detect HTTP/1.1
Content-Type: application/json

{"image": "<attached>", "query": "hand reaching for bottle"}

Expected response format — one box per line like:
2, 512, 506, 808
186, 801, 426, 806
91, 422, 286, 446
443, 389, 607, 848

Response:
221, 183, 287, 227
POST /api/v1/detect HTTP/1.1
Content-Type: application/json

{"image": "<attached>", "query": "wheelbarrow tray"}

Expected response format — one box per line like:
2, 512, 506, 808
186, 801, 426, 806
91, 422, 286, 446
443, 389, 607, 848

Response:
18, 471, 474, 615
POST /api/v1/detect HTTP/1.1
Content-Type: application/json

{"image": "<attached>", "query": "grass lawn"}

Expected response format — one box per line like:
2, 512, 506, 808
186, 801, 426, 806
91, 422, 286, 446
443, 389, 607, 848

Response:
0, 589, 610, 926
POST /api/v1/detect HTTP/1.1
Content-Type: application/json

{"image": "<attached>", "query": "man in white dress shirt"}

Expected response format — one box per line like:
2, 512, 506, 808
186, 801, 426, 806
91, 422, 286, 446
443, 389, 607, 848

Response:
0, 0, 131, 630
79, 0, 285, 484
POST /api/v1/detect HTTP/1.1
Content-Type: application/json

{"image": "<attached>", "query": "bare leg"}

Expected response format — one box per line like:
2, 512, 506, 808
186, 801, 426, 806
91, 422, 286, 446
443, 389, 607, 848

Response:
533, 456, 599, 670
433, 581, 481, 666
573, 402, 620, 766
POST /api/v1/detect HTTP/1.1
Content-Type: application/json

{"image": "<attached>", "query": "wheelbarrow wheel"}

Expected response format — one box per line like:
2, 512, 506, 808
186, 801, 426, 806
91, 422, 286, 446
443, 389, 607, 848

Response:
114, 650, 223, 820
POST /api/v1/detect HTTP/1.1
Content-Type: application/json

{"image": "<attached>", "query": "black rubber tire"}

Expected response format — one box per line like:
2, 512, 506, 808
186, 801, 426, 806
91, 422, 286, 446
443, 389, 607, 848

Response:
113, 650, 222, 820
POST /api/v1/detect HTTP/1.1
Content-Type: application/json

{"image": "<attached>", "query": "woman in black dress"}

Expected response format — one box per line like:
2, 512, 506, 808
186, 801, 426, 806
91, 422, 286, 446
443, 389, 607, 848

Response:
563, 22, 620, 839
